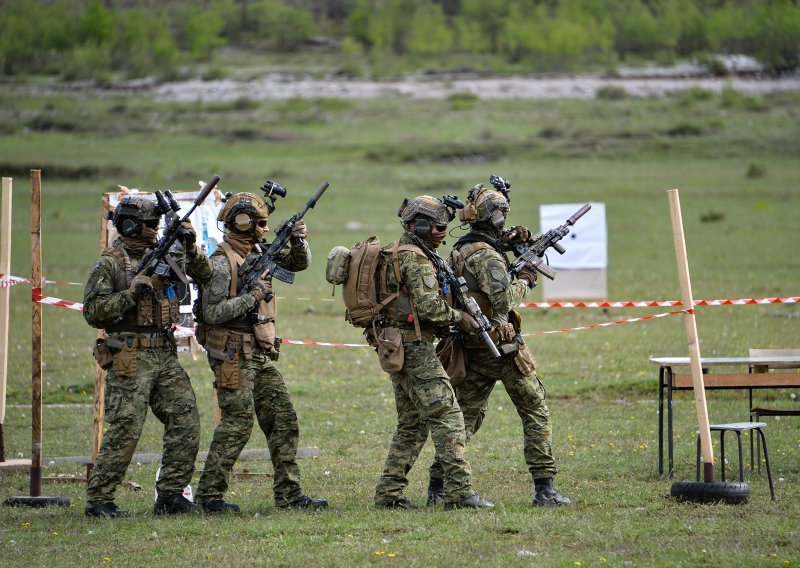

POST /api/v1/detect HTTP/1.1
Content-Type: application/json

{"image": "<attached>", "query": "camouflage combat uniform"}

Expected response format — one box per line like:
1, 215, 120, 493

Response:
84, 237, 212, 507
194, 236, 311, 507
430, 228, 558, 483
374, 233, 477, 505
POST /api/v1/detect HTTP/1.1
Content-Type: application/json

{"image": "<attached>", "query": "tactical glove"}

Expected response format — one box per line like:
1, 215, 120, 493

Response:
177, 220, 197, 251
291, 220, 308, 240
517, 265, 538, 289
248, 279, 272, 303
505, 225, 531, 243
129, 273, 154, 300
456, 311, 481, 332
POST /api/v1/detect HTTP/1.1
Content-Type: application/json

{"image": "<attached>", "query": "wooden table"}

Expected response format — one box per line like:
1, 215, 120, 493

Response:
650, 356, 800, 477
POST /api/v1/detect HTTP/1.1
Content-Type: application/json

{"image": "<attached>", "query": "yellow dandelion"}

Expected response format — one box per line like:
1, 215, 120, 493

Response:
103, 558, 111, 563
375, 551, 385, 555
388, 553, 397, 557
22, 522, 30, 528
569, 451, 575, 456
52, 531, 59, 536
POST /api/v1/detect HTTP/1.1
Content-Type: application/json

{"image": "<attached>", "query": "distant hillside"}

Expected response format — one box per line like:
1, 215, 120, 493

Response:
1, 0, 798, 82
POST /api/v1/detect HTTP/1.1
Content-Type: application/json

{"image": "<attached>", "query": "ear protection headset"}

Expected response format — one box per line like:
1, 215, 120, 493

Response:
458, 184, 484, 223
412, 217, 432, 239
120, 217, 142, 237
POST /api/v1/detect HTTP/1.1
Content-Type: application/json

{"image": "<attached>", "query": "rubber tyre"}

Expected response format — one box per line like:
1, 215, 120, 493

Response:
670, 481, 750, 504
3, 496, 71, 508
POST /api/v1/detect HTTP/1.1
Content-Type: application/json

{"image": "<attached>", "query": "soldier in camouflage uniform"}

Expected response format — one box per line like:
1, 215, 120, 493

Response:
83, 196, 211, 518
428, 181, 572, 507
194, 191, 327, 513
372, 196, 494, 510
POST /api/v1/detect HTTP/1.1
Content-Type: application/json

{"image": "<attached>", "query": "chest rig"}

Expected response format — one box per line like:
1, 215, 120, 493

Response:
102, 240, 180, 331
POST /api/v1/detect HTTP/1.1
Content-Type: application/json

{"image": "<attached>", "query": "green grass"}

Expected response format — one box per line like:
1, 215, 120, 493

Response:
0, 86, 799, 566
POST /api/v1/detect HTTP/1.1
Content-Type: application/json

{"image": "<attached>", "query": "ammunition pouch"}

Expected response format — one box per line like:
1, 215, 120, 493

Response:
205, 327, 255, 390
436, 334, 467, 386
103, 332, 172, 378
135, 289, 180, 327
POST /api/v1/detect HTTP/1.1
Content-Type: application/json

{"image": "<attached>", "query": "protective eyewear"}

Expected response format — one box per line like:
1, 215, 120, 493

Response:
256, 219, 268, 228
142, 219, 160, 229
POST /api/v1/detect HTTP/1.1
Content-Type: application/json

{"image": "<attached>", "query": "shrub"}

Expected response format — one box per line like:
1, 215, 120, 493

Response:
596, 86, 628, 100
447, 92, 479, 111
746, 163, 766, 179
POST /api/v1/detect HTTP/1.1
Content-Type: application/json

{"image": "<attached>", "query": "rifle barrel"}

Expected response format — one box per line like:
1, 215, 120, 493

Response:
568, 203, 592, 225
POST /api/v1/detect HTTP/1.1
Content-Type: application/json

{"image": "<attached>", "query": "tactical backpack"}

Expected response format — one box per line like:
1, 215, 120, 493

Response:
326, 236, 395, 328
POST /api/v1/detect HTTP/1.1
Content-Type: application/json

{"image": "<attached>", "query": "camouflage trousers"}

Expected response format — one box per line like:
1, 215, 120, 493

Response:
87, 346, 200, 506
195, 348, 303, 506
375, 342, 474, 505
430, 347, 558, 482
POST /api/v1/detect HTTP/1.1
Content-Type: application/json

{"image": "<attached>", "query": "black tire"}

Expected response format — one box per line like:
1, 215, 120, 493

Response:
3, 496, 71, 508
670, 481, 750, 504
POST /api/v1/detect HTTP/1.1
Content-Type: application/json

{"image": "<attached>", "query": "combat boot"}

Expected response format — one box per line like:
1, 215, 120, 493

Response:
375, 497, 420, 510
533, 477, 572, 507
153, 493, 197, 515
278, 495, 328, 510
443, 494, 494, 510
427, 477, 445, 506
200, 499, 240, 514
85, 502, 129, 518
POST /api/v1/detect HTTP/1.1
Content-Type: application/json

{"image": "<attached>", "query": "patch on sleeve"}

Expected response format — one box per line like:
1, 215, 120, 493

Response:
423, 274, 437, 289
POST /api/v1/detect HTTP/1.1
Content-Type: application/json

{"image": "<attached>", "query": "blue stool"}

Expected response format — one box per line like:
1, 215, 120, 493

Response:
696, 422, 775, 500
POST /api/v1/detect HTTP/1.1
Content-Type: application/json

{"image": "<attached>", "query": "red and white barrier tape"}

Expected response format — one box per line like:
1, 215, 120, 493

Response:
1, 274, 83, 287
519, 297, 800, 308
20, 288, 799, 347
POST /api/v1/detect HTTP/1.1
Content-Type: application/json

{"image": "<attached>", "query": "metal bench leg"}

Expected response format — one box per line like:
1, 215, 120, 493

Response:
695, 434, 701, 482
735, 431, 744, 482
719, 430, 726, 482
755, 428, 775, 500
754, 411, 762, 473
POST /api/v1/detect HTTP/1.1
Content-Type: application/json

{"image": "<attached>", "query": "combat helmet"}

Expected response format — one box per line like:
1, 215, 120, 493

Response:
459, 184, 509, 229
398, 195, 454, 238
111, 197, 161, 237
217, 192, 270, 234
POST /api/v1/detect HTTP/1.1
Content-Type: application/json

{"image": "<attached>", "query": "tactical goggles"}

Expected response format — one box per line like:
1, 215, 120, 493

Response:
143, 219, 160, 229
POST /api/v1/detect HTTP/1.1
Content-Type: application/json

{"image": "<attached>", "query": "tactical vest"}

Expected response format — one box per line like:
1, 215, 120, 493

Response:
102, 240, 180, 332
449, 241, 502, 320
212, 241, 277, 340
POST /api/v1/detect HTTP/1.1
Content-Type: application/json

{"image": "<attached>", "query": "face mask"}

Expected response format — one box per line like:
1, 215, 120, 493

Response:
428, 231, 446, 249
490, 209, 506, 230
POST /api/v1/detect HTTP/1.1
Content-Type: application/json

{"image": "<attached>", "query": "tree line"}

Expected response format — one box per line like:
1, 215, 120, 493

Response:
1, 0, 798, 81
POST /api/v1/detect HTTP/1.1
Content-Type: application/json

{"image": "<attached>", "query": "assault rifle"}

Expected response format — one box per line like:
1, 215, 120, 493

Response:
134, 174, 221, 282
509, 203, 591, 281
238, 180, 329, 297
409, 234, 502, 358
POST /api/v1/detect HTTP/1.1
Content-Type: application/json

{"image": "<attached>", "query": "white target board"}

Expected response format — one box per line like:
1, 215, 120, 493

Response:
539, 202, 607, 300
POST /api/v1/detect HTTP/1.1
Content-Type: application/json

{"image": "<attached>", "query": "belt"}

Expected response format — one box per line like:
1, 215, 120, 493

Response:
107, 332, 170, 349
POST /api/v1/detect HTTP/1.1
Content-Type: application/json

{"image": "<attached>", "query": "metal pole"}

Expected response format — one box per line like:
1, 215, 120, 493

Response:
0, 177, 12, 462
30, 170, 43, 496
667, 189, 714, 482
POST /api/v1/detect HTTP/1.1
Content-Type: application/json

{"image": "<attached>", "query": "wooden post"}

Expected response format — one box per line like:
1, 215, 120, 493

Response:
667, 189, 714, 482
90, 198, 114, 471
0, 177, 12, 462
30, 170, 43, 496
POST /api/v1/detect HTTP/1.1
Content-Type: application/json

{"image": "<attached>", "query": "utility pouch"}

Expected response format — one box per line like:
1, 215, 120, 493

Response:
205, 327, 230, 361
435, 334, 467, 386
92, 338, 114, 370
112, 337, 138, 378
375, 326, 404, 373
514, 338, 536, 375
253, 320, 276, 352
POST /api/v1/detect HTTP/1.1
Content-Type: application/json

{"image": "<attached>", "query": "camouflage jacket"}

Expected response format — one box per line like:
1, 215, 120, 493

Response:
200, 237, 310, 327
383, 233, 462, 332
83, 237, 213, 329
455, 229, 529, 327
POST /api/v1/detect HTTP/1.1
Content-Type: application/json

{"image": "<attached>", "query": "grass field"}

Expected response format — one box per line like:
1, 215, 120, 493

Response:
0, 83, 799, 566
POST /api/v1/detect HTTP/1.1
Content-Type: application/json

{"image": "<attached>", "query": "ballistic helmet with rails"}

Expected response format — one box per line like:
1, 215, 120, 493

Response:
459, 183, 510, 229
217, 192, 270, 233
110, 197, 161, 238
398, 195, 462, 239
